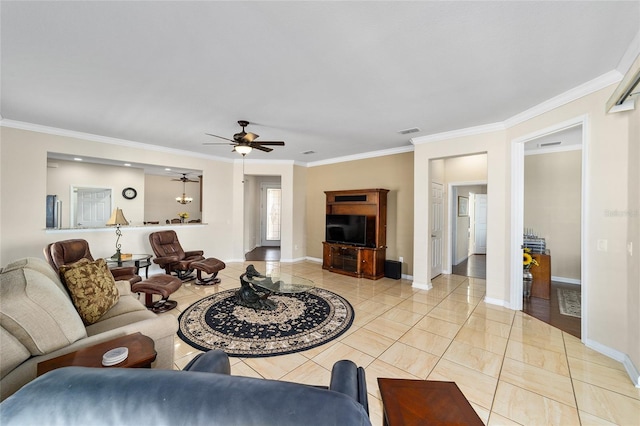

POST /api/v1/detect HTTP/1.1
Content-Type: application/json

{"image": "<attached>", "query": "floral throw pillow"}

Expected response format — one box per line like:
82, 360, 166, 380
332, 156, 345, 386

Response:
60, 258, 119, 325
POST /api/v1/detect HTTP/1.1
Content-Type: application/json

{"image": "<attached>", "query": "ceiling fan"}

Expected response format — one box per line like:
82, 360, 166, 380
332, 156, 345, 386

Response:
171, 173, 199, 183
204, 120, 285, 155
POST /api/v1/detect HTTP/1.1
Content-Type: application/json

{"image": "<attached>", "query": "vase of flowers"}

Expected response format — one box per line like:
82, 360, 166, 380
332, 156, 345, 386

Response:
522, 248, 538, 298
178, 212, 189, 223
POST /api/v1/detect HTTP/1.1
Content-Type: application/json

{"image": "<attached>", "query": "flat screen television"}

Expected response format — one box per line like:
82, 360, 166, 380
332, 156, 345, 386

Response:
325, 214, 369, 246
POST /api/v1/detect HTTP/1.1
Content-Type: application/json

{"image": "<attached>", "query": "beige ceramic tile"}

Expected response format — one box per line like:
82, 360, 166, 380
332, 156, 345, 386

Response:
398, 328, 452, 357
413, 315, 462, 339
568, 357, 640, 400
243, 352, 308, 380
395, 298, 435, 315
573, 379, 640, 425
465, 313, 513, 338
492, 381, 580, 425
427, 358, 498, 409
564, 335, 628, 372
311, 341, 375, 370
363, 316, 412, 340
443, 340, 504, 378
500, 358, 576, 407
280, 360, 331, 386
427, 306, 471, 325
578, 410, 619, 425
487, 412, 523, 425
341, 327, 396, 358
378, 342, 440, 379
505, 339, 570, 376
230, 360, 264, 379
454, 326, 508, 355
377, 307, 424, 326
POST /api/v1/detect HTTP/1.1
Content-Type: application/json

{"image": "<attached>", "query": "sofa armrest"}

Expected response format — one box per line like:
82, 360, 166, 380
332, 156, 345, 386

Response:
329, 360, 369, 414
182, 350, 230, 375
184, 250, 204, 258
114, 280, 132, 296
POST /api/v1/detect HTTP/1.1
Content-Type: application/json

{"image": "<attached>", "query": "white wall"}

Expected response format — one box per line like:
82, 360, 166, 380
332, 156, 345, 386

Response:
524, 150, 582, 281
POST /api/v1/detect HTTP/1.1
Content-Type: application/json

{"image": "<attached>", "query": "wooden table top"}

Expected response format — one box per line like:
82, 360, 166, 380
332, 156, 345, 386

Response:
37, 332, 157, 376
377, 378, 484, 426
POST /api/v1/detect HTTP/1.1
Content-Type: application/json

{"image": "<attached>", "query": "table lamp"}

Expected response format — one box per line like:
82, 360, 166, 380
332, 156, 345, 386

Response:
106, 208, 129, 262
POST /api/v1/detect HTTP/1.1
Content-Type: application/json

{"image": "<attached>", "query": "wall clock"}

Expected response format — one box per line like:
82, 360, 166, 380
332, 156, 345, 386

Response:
122, 187, 137, 200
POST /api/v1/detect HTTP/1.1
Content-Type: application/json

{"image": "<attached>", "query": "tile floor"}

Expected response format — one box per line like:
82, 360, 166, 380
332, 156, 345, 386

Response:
160, 260, 640, 425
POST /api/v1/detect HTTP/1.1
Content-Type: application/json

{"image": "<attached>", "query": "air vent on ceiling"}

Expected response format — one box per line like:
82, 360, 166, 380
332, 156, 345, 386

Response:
397, 127, 421, 135
539, 141, 562, 147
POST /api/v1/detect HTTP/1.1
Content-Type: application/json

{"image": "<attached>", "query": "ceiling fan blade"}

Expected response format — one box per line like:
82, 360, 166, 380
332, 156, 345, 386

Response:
253, 145, 273, 152
254, 141, 285, 146
205, 133, 235, 142
203, 142, 237, 146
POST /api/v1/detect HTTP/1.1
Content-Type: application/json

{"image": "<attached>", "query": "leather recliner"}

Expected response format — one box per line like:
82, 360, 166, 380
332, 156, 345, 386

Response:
148, 230, 205, 280
0, 350, 371, 426
44, 239, 141, 285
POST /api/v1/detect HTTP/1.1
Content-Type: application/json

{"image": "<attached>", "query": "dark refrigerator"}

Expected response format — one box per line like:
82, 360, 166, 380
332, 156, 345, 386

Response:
46, 195, 62, 228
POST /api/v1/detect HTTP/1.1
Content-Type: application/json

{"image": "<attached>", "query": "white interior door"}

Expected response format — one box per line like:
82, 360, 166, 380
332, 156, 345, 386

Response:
430, 182, 444, 278
260, 183, 281, 247
473, 194, 487, 254
74, 188, 112, 227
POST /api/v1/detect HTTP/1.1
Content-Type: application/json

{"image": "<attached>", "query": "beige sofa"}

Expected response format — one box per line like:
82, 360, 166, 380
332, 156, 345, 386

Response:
0, 257, 178, 401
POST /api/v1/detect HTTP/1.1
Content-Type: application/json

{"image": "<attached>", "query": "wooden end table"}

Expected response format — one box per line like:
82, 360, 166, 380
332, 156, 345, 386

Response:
377, 378, 484, 426
37, 332, 157, 376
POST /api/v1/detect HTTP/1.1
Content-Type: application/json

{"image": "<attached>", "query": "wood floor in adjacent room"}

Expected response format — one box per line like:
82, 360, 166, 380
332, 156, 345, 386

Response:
452, 254, 581, 339
159, 261, 639, 426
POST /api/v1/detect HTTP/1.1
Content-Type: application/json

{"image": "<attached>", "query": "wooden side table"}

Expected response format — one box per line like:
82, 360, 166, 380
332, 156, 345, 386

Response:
37, 332, 157, 376
377, 378, 484, 426
531, 253, 551, 299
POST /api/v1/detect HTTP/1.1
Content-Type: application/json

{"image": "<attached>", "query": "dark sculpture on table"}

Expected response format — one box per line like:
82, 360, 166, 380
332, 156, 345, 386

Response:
236, 264, 278, 310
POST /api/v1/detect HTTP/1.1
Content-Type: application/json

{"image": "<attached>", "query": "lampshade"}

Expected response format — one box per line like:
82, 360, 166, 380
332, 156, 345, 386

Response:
106, 208, 129, 226
235, 145, 252, 155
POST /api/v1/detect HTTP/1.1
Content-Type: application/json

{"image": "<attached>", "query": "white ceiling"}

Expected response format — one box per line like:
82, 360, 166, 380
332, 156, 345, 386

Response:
2, 1, 639, 163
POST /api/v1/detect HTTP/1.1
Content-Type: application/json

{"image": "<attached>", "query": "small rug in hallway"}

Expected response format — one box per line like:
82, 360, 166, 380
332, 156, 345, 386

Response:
178, 288, 354, 357
557, 288, 581, 318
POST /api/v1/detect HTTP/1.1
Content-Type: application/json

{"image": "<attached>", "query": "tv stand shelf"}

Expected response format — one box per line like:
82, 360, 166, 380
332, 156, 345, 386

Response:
322, 188, 388, 280
323, 243, 385, 279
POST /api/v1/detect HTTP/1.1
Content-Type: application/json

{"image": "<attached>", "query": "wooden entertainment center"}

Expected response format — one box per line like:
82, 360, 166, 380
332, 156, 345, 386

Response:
322, 188, 389, 280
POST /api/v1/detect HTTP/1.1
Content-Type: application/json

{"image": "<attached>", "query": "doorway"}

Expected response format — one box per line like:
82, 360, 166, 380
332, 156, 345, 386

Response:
72, 187, 112, 227
511, 117, 585, 339
450, 184, 487, 279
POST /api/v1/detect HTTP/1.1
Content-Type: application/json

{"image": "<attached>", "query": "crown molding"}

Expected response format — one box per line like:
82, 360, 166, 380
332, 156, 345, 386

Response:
0, 118, 233, 163
504, 70, 622, 127
410, 122, 505, 145
306, 145, 414, 167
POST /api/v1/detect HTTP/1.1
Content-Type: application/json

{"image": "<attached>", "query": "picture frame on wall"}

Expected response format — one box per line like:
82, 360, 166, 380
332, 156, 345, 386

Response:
458, 196, 469, 217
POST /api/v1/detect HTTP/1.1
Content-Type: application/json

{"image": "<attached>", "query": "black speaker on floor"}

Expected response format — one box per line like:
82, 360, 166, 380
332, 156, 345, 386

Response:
384, 260, 401, 280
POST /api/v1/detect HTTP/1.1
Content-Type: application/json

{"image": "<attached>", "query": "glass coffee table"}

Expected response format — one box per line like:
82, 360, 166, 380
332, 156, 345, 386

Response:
236, 265, 314, 310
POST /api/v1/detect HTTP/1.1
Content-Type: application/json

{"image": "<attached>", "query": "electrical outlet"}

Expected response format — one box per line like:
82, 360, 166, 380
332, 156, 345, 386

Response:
399, 256, 404, 263
597, 239, 608, 252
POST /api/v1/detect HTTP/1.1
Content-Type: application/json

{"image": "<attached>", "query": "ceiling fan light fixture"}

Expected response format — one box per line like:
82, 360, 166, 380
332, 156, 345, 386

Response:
235, 145, 252, 155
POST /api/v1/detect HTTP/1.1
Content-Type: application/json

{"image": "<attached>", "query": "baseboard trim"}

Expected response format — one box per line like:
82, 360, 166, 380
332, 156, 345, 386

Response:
585, 338, 640, 388
484, 296, 509, 308
413, 281, 432, 290
552, 276, 581, 285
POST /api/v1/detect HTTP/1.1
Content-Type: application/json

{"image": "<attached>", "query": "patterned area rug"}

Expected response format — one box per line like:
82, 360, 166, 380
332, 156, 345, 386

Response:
178, 288, 354, 357
557, 288, 581, 318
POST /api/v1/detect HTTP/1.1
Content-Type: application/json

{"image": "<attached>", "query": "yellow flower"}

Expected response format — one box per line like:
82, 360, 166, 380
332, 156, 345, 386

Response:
177, 212, 189, 219
523, 249, 539, 268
